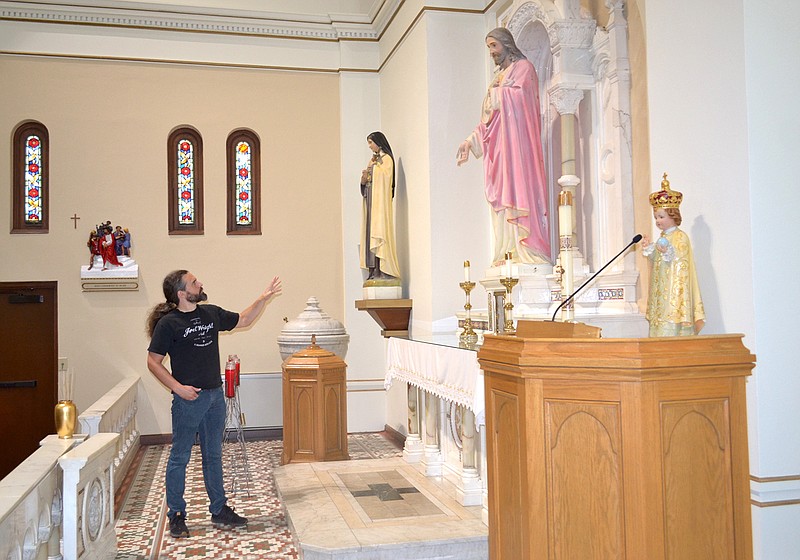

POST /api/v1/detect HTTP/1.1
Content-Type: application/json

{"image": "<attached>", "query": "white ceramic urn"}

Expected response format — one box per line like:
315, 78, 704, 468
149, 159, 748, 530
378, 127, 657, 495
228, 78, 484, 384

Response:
277, 297, 350, 361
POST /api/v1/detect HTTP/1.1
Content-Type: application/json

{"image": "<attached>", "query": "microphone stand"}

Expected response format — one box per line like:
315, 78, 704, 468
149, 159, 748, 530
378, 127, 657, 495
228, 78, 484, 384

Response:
552, 235, 642, 322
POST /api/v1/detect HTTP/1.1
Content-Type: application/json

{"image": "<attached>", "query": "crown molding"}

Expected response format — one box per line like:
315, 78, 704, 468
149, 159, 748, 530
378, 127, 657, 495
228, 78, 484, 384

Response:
0, 1, 404, 41
0, 1, 493, 72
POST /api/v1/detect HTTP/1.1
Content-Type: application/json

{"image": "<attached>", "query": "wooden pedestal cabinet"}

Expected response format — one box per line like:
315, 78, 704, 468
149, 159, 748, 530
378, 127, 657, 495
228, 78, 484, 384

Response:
478, 332, 755, 560
281, 338, 349, 464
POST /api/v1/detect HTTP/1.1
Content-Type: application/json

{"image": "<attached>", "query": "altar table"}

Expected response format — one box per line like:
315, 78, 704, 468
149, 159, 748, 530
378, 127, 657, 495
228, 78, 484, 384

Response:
385, 336, 487, 513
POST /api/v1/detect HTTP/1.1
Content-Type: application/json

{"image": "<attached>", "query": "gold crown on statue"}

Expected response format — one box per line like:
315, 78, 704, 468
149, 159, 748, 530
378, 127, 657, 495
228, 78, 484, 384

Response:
649, 173, 683, 209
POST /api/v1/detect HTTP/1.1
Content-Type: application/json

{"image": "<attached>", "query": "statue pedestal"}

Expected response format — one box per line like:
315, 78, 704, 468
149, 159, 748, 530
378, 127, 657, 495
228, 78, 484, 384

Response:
362, 275, 402, 300
478, 261, 647, 338
80, 256, 139, 292
362, 285, 402, 300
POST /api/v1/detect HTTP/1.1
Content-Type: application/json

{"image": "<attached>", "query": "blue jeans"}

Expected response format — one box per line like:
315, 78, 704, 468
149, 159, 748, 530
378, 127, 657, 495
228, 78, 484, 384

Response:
166, 386, 227, 519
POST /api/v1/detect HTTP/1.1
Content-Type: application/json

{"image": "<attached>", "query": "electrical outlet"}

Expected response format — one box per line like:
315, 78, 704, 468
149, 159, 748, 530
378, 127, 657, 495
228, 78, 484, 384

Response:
58, 357, 68, 371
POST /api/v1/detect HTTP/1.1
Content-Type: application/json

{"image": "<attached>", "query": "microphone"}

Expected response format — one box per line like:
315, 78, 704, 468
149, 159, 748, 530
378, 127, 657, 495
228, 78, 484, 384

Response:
551, 234, 643, 321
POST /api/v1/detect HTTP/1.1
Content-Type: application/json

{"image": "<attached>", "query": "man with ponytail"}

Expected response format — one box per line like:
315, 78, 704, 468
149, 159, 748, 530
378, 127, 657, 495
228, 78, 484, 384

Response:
146, 270, 282, 538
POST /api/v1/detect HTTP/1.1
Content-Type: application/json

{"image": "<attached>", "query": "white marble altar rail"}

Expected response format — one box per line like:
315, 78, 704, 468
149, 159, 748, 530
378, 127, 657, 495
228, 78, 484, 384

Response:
78, 376, 140, 491
0, 435, 81, 560
0, 433, 121, 560
1, 377, 140, 559
59, 433, 119, 560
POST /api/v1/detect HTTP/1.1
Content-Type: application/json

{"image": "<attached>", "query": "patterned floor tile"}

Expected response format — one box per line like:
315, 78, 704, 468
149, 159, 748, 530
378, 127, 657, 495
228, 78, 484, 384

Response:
115, 433, 402, 559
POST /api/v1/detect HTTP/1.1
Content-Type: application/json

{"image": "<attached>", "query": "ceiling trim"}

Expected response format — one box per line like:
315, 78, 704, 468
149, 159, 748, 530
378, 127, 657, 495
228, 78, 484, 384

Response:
0, 1, 499, 72
0, 0, 401, 40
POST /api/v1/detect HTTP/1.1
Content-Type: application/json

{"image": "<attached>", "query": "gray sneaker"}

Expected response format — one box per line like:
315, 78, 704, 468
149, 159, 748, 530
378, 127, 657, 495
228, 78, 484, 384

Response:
211, 505, 247, 528
169, 512, 190, 538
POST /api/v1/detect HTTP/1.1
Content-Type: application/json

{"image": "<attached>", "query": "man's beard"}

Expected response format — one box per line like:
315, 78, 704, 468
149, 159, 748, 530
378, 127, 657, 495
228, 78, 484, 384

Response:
492, 49, 508, 67
185, 290, 208, 303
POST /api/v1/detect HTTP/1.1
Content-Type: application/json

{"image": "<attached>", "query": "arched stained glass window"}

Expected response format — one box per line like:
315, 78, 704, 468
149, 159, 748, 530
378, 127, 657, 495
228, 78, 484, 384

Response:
12, 121, 49, 233
178, 139, 196, 225
226, 129, 261, 235
167, 126, 204, 234
234, 141, 252, 225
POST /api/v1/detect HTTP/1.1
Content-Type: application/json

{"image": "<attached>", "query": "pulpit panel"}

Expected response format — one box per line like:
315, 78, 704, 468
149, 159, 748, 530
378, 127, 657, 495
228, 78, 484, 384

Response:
292, 384, 315, 455
660, 398, 734, 560
487, 382, 523, 559
545, 400, 625, 559
323, 381, 345, 456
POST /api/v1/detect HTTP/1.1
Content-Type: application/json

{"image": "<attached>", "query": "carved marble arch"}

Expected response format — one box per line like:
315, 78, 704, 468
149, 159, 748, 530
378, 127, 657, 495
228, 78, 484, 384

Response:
503, 0, 636, 276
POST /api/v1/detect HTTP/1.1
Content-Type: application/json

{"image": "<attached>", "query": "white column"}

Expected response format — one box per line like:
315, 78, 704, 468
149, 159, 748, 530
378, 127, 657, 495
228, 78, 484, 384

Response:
551, 87, 584, 321
421, 392, 443, 476
457, 407, 482, 506
403, 384, 424, 463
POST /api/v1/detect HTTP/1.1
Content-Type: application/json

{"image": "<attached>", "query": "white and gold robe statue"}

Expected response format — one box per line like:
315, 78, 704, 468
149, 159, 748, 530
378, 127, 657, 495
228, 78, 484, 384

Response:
644, 226, 705, 336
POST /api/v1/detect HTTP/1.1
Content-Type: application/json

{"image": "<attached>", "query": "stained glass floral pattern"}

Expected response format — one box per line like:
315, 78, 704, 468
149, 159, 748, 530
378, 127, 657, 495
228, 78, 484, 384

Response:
12, 121, 48, 233
235, 141, 252, 225
25, 135, 42, 224
226, 129, 259, 234
177, 139, 194, 225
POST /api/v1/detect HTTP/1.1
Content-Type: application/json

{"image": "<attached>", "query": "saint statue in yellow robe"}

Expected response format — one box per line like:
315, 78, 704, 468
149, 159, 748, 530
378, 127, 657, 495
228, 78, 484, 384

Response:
359, 131, 401, 284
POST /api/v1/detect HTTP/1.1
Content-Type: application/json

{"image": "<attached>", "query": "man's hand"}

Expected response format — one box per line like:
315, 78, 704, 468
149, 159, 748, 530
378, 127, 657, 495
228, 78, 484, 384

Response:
174, 384, 202, 401
237, 276, 283, 329
260, 276, 282, 302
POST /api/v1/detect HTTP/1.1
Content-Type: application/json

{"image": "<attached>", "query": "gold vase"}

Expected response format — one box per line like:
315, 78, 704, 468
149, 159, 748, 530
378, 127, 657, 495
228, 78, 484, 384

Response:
55, 400, 77, 439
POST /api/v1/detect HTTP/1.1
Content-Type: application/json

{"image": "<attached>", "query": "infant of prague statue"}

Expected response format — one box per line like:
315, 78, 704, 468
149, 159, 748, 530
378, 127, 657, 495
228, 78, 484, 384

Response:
641, 174, 705, 336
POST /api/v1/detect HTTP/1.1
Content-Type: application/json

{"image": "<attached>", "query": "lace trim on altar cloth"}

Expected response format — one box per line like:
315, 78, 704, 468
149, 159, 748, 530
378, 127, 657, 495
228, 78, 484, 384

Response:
385, 338, 485, 426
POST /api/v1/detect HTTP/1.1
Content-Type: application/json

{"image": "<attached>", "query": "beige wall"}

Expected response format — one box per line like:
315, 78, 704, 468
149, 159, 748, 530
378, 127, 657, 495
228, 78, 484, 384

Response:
0, 56, 343, 435
379, 17, 434, 328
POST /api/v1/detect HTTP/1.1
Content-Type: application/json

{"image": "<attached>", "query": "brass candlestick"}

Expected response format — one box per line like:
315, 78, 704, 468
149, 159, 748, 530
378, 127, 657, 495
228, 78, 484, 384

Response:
459, 281, 478, 344
499, 276, 519, 334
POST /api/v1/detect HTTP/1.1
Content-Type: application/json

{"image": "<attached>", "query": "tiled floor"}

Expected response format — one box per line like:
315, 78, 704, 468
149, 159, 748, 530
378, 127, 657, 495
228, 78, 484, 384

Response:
113, 433, 418, 559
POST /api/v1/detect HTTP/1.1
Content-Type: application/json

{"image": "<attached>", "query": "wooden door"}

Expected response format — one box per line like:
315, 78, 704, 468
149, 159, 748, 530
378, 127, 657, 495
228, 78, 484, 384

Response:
0, 281, 58, 479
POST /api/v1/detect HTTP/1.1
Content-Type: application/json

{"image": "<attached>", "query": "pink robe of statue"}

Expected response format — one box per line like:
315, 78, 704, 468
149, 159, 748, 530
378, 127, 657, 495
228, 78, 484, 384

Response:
467, 58, 550, 263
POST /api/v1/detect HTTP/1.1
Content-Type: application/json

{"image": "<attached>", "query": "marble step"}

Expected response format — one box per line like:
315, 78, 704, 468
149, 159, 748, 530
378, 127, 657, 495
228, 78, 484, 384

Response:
274, 457, 488, 560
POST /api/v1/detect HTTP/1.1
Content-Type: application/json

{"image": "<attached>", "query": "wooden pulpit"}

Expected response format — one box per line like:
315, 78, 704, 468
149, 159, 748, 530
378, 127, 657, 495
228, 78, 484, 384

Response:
477, 322, 754, 560
281, 338, 349, 465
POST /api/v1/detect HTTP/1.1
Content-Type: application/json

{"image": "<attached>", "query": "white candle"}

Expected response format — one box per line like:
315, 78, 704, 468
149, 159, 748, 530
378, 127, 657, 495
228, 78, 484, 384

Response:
504, 253, 512, 278
558, 190, 574, 238
464, 260, 470, 282
558, 203, 572, 238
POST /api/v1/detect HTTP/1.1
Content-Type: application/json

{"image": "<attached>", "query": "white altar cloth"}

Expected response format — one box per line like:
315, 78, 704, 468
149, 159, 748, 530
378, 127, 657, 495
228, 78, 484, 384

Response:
385, 337, 485, 426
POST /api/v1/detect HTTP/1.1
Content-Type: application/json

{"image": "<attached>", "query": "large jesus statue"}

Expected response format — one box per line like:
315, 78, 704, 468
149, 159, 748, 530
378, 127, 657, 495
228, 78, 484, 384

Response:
457, 27, 551, 265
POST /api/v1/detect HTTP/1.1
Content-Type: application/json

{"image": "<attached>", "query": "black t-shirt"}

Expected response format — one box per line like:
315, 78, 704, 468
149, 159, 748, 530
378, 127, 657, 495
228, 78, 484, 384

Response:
147, 304, 239, 389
